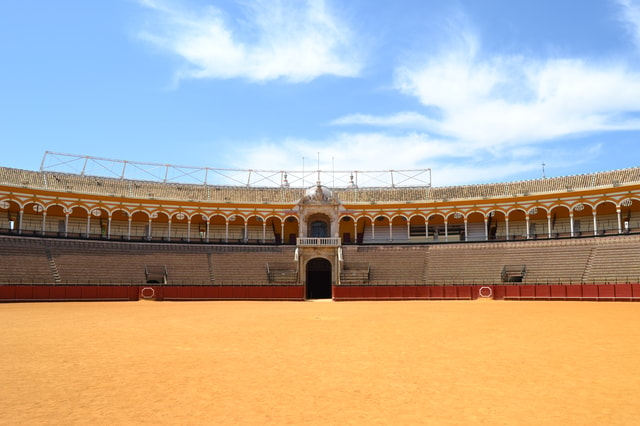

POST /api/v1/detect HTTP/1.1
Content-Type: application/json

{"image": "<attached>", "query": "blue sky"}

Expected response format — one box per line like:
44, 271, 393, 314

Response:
2, 0, 640, 186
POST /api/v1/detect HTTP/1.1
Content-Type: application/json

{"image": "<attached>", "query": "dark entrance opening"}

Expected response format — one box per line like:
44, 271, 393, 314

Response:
310, 220, 328, 237
306, 258, 332, 299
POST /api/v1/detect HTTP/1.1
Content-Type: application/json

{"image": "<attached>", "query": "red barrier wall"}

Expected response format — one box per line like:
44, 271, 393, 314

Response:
550, 285, 566, 300
498, 283, 640, 301
582, 285, 599, 300
332, 285, 477, 301
0, 285, 139, 302
388, 286, 403, 299
2, 283, 640, 302
535, 285, 551, 299
402, 286, 417, 299
458, 286, 472, 299
597, 285, 615, 300
616, 284, 632, 299
155, 285, 304, 301
0, 285, 16, 300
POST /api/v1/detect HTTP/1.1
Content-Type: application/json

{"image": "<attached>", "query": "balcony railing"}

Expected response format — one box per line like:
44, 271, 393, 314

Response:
297, 237, 341, 247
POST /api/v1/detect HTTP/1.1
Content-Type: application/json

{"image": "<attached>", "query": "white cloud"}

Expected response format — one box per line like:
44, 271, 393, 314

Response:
209, 4, 639, 186
331, 111, 440, 130
393, 41, 640, 146
320, 9, 640, 185
223, 131, 603, 186
136, 0, 362, 83
232, 132, 450, 172
618, 0, 640, 48
328, 14, 640, 156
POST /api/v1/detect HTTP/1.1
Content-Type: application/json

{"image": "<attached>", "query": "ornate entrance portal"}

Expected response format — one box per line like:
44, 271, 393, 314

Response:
305, 258, 332, 299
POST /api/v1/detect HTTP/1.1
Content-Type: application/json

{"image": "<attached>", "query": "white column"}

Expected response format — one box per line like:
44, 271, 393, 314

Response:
18, 210, 23, 235
505, 217, 510, 241
262, 221, 266, 243
617, 207, 622, 234
353, 219, 357, 244
406, 221, 411, 240
206, 220, 210, 243
64, 213, 69, 238
425, 220, 429, 242
525, 215, 530, 240
464, 219, 468, 242
281, 221, 285, 244
225, 219, 229, 243
484, 217, 489, 241
187, 220, 191, 243
371, 221, 375, 241
444, 220, 448, 242
243, 221, 248, 242
127, 217, 132, 240
388, 221, 393, 242
41, 212, 47, 236
107, 216, 111, 240
570, 212, 575, 237
547, 214, 552, 239
592, 211, 598, 236
148, 219, 152, 241
86, 215, 91, 238
168, 219, 172, 242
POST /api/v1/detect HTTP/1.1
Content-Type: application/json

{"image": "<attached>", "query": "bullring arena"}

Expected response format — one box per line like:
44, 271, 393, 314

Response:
2, 153, 640, 424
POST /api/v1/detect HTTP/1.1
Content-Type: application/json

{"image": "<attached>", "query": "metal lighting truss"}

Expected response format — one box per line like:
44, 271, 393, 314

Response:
40, 151, 432, 189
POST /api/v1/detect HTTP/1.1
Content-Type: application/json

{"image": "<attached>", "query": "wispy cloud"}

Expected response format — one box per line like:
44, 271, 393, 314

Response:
225, 132, 602, 186
331, 111, 439, 129
618, 0, 640, 47
193, 3, 640, 186
328, 11, 640, 182
392, 50, 640, 147
136, 0, 362, 83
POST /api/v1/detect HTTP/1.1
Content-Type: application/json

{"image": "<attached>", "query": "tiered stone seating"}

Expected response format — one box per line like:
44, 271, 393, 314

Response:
4, 165, 640, 203
425, 244, 507, 284
0, 237, 301, 285
339, 261, 370, 284
335, 187, 430, 203
0, 167, 44, 188
424, 240, 595, 284
515, 243, 593, 284
47, 240, 212, 284
209, 246, 296, 285
582, 235, 640, 283
266, 262, 298, 284
0, 237, 54, 283
341, 245, 426, 284
5, 232, 640, 288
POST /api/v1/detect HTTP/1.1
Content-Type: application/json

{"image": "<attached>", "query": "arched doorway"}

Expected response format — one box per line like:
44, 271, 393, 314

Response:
306, 258, 332, 299
307, 213, 330, 238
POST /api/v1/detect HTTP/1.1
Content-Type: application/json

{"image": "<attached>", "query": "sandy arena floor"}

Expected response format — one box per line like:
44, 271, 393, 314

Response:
1, 300, 640, 425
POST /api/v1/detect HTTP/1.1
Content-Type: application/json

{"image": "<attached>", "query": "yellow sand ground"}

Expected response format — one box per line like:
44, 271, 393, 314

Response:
1, 300, 639, 425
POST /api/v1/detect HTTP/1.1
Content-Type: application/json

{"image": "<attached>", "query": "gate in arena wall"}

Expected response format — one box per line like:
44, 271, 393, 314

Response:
305, 258, 333, 299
